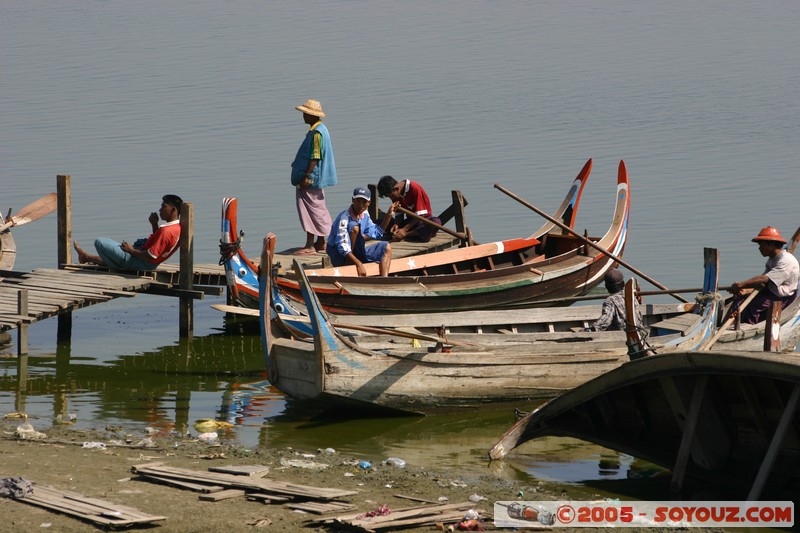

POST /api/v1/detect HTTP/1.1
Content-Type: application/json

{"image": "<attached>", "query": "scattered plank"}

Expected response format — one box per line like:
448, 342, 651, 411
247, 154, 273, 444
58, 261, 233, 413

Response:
13, 483, 166, 528
287, 500, 357, 515
198, 489, 246, 502
245, 493, 292, 504
132, 463, 357, 500
132, 473, 225, 493
208, 464, 270, 477
323, 502, 487, 532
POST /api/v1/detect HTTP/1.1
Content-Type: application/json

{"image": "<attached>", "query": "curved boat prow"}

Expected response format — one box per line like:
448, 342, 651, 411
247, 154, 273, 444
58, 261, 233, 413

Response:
220, 197, 261, 307
529, 158, 591, 239
259, 233, 276, 376
294, 260, 342, 353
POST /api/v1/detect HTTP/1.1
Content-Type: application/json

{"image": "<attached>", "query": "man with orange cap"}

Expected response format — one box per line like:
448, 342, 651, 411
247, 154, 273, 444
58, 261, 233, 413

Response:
729, 226, 799, 324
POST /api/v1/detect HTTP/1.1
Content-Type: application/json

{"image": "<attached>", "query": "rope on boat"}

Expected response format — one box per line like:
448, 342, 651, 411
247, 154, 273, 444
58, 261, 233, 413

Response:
219, 231, 244, 265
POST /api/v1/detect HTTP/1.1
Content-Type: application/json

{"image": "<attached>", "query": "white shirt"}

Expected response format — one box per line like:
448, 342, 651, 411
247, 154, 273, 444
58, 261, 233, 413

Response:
764, 249, 799, 298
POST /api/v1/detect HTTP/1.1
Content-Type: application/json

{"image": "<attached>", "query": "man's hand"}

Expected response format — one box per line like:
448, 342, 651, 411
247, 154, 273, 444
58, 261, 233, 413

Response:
356, 263, 367, 277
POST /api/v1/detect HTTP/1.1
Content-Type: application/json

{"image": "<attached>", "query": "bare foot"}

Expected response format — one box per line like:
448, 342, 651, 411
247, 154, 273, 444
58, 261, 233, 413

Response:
73, 241, 90, 264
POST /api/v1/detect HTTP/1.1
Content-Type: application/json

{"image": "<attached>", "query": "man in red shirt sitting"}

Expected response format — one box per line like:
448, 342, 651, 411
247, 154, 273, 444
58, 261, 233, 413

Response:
376, 176, 441, 242
74, 194, 183, 271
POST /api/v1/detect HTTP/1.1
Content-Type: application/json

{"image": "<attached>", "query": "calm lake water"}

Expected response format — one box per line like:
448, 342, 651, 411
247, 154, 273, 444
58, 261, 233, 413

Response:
2, 0, 799, 496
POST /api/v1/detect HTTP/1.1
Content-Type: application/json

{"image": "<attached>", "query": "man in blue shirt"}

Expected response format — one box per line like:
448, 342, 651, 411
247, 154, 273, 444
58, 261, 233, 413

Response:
326, 187, 394, 276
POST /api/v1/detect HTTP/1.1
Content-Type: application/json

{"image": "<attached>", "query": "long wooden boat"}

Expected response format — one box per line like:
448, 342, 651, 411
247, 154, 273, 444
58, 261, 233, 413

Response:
222, 159, 636, 314
257, 245, 728, 414
487, 350, 800, 499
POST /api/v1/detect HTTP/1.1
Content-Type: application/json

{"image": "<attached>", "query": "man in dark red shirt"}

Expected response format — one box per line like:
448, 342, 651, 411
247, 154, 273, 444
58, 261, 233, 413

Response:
376, 176, 441, 242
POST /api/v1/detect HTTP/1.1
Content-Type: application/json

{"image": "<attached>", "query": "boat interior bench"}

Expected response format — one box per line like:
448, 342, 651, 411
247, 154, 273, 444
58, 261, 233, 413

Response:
650, 312, 703, 336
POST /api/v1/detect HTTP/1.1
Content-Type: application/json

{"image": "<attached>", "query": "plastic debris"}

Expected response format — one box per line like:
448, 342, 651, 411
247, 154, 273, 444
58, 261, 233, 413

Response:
317, 447, 336, 454
15, 423, 46, 440
355, 504, 390, 520
468, 494, 487, 503
382, 457, 406, 468
82, 442, 107, 450
0, 477, 33, 498
194, 419, 234, 432
463, 509, 479, 520
197, 432, 219, 443
357, 460, 372, 469
3, 412, 27, 419
280, 457, 329, 470
457, 518, 486, 531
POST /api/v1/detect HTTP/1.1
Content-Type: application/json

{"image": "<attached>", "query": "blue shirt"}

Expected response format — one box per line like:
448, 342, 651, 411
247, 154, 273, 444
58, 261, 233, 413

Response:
328, 207, 385, 256
290, 122, 337, 189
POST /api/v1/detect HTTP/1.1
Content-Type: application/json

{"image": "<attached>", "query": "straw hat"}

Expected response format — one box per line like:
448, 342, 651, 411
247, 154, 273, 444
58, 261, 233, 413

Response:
295, 99, 326, 118
752, 226, 787, 244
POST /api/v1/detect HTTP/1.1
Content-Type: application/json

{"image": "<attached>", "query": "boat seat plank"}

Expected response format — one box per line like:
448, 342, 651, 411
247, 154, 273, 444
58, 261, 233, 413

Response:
650, 313, 703, 335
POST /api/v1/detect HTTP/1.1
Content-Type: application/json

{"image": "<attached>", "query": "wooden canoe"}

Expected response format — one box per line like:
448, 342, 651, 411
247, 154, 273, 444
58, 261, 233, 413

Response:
221, 159, 617, 314
488, 350, 800, 500
258, 250, 728, 414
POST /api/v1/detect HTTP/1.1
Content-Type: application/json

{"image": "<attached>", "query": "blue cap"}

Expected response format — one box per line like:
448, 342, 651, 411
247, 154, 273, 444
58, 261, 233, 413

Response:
352, 187, 371, 201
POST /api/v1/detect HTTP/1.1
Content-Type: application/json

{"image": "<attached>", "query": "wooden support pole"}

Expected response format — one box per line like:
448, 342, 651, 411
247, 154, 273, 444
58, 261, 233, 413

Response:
179, 202, 194, 338
670, 375, 707, 492
451, 190, 469, 247
763, 300, 783, 352
56, 175, 73, 342
368, 184, 379, 221
17, 288, 29, 356
747, 384, 800, 500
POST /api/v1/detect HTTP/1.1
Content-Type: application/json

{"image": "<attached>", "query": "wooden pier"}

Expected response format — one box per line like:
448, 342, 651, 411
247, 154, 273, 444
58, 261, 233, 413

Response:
1, 175, 465, 353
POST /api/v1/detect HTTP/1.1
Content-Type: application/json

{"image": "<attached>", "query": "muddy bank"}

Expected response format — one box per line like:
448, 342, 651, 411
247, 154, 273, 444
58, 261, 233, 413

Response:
0, 419, 727, 532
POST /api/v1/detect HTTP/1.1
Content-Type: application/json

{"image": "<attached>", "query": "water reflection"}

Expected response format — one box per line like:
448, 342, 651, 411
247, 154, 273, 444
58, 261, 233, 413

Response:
0, 324, 675, 497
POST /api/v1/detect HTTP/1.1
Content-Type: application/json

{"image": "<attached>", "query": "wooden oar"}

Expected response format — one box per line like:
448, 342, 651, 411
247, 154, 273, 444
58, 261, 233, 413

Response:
393, 206, 478, 245
0, 192, 58, 232
697, 288, 761, 351
789, 226, 800, 254
493, 183, 689, 304
212, 303, 481, 347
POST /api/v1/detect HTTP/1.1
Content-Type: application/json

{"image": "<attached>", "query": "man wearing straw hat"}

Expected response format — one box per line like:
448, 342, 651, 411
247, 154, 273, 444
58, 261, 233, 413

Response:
290, 99, 337, 255
728, 226, 799, 324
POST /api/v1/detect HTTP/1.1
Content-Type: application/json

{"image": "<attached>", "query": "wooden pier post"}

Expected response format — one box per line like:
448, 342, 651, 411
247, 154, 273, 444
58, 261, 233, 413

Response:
179, 202, 194, 338
17, 288, 29, 355
56, 175, 73, 342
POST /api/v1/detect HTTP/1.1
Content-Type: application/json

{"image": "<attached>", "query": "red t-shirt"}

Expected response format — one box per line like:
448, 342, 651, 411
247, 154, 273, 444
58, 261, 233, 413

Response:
142, 220, 181, 264
399, 179, 433, 217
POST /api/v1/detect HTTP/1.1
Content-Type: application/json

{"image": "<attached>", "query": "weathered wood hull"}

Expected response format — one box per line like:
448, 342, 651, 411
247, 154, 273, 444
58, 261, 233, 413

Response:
261, 253, 723, 414
488, 350, 800, 499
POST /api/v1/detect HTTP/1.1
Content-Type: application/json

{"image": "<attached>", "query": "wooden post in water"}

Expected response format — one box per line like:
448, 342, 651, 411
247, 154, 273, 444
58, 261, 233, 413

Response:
764, 300, 783, 352
17, 288, 28, 355
56, 175, 73, 342
179, 202, 194, 338
368, 184, 379, 221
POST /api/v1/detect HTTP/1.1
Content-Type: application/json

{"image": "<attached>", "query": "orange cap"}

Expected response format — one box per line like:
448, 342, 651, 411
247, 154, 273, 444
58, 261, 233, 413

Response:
752, 226, 787, 244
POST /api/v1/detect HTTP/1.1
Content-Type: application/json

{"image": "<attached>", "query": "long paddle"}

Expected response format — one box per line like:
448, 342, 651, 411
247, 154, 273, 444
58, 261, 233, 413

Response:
393, 206, 478, 245
214, 303, 482, 347
0, 193, 58, 233
493, 183, 689, 304
697, 288, 761, 351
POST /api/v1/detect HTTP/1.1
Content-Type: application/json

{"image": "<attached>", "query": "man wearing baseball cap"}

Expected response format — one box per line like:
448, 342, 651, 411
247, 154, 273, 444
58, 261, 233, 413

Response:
728, 226, 799, 324
326, 187, 395, 276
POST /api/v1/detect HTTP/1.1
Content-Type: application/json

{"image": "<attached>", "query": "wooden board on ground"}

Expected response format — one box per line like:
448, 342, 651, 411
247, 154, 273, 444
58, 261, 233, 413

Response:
132, 463, 357, 500
198, 489, 246, 502
318, 501, 489, 531
15, 483, 166, 528
245, 493, 292, 504
207, 464, 270, 477
287, 500, 356, 515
